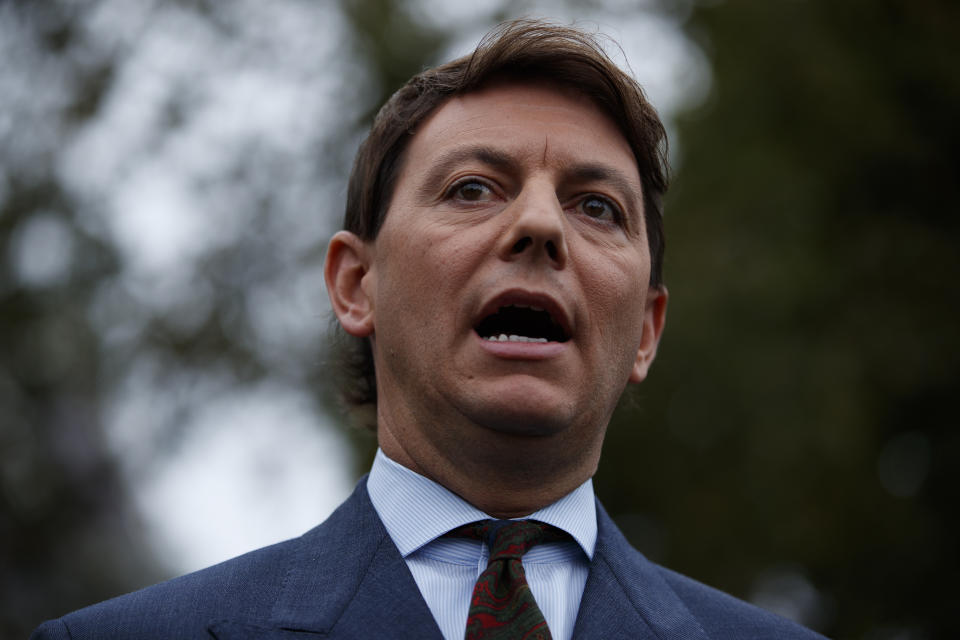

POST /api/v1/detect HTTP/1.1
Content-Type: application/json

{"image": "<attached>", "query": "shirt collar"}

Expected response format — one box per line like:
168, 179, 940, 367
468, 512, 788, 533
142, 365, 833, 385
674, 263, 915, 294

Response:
367, 448, 597, 560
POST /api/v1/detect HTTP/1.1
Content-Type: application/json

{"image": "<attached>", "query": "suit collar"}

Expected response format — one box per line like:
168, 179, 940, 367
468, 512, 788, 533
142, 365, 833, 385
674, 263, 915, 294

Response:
207, 478, 711, 640
209, 477, 443, 640
367, 448, 598, 559
572, 499, 711, 640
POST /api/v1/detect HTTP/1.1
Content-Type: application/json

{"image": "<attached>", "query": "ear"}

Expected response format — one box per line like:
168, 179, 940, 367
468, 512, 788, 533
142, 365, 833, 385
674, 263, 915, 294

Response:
324, 230, 375, 337
628, 285, 668, 384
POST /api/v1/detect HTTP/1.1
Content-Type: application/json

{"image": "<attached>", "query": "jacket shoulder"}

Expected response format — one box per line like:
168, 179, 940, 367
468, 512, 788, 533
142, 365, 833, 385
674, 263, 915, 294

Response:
656, 564, 828, 639
33, 536, 303, 640
591, 500, 829, 639
31, 479, 378, 640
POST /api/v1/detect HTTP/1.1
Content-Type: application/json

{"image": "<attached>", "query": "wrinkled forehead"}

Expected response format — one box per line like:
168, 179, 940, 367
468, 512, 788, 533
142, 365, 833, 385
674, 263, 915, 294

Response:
399, 77, 640, 184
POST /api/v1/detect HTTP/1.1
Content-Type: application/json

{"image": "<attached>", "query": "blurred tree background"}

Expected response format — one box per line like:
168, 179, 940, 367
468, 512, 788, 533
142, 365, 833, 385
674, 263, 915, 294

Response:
1, 0, 956, 638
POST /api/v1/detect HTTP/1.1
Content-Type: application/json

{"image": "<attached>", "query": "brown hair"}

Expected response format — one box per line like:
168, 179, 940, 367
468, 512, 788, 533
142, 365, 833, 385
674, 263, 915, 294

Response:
337, 18, 669, 424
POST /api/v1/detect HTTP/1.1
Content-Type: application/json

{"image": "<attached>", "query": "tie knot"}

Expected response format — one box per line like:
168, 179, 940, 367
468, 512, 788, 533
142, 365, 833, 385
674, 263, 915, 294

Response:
447, 520, 565, 561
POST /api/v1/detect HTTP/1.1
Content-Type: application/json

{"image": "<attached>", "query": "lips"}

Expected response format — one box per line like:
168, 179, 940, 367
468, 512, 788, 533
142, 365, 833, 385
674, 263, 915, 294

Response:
473, 291, 572, 343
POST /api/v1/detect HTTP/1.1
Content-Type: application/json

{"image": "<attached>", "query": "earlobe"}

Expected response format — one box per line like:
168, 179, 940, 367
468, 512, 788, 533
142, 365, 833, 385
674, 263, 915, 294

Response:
324, 230, 376, 338
628, 286, 668, 384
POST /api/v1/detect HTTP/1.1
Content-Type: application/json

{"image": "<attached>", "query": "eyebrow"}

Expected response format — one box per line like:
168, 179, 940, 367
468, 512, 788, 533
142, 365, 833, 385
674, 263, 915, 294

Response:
416, 146, 518, 200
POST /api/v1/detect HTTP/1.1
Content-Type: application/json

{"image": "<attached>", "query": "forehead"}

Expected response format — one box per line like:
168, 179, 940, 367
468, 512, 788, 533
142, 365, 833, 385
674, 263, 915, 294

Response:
402, 81, 640, 183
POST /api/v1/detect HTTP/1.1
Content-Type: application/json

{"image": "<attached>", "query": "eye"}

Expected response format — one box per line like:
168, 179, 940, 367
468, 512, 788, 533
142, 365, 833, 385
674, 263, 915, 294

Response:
447, 178, 495, 203
578, 195, 621, 222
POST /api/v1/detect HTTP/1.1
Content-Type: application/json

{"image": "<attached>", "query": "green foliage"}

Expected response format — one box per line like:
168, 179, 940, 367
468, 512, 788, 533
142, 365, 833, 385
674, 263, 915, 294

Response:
600, 1, 960, 637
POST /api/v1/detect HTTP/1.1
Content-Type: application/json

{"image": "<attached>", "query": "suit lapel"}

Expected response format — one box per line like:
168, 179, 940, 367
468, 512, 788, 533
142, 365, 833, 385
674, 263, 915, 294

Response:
209, 478, 443, 639
320, 530, 445, 639
572, 501, 711, 640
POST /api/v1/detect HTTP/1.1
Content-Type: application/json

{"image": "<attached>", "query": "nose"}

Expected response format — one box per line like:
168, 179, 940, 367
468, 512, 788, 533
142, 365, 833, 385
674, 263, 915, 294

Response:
496, 184, 569, 269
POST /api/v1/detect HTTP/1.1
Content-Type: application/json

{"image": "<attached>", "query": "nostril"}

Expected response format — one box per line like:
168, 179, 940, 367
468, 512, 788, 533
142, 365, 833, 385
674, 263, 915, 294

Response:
512, 237, 532, 253
546, 241, 558, 262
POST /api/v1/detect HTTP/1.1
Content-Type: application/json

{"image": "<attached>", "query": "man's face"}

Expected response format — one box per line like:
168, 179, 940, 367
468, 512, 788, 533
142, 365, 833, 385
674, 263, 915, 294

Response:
347, 81, 665, 476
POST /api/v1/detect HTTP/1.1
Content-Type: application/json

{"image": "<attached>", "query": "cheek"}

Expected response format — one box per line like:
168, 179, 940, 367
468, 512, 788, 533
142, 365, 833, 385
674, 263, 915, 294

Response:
376, 240, 465, 320
584, 253, 643, 304
584, 262, 649, 342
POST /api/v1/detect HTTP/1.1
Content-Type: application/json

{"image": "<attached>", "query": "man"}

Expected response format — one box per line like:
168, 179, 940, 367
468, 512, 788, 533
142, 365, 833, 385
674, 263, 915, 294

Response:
33, 20, 825, 640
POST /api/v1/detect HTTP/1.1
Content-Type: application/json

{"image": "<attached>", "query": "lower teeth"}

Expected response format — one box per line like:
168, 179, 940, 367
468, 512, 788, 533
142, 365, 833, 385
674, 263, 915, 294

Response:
485, 334, 548, 343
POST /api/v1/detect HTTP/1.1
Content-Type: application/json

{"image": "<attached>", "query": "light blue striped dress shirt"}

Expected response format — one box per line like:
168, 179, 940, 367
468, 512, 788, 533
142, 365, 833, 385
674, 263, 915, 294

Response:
367, 449, 596, 640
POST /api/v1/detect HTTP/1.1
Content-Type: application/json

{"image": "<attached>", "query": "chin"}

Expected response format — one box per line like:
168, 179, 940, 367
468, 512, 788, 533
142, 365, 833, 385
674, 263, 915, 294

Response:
455, 376, 585, 437
481, 413, 567, 437
461, 388, 577, 438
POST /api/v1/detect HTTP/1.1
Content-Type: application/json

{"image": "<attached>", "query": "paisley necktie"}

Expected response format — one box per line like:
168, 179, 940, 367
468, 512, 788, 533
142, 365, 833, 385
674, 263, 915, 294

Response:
447, 519, 566, 640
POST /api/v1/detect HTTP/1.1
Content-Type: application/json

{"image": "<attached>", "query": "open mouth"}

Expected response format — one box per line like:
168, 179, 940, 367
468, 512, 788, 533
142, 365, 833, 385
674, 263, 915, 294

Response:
474, 304, 569, 343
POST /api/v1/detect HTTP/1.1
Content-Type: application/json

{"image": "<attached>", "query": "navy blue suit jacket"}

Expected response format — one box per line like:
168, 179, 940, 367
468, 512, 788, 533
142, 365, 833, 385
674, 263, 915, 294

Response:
32, 478, 825, 639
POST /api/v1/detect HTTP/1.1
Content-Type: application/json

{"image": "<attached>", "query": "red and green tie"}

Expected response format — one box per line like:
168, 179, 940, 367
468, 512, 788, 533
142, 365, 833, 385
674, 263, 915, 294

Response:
447, 520, 567, 640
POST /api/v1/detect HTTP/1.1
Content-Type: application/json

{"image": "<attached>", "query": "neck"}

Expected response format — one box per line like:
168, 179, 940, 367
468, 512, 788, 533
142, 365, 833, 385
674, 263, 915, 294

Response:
377, 417, 601, 518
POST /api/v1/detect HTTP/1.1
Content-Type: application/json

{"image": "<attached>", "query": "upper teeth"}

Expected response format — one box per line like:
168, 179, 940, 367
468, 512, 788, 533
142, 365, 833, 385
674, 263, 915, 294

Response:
486, 334, 549, 343
511, 304, 545, 312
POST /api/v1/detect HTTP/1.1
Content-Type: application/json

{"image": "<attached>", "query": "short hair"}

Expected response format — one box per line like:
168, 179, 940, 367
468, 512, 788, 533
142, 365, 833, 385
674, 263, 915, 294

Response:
336, 18, 670, 425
